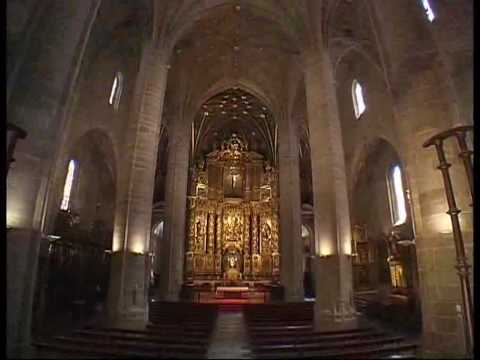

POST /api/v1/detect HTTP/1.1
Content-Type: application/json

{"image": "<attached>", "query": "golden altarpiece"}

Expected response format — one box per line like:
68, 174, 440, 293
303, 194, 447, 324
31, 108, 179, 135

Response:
184, 134, 280, 288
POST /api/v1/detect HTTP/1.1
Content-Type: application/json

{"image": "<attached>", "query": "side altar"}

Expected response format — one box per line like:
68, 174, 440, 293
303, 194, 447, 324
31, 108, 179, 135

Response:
182, 134, 282, 302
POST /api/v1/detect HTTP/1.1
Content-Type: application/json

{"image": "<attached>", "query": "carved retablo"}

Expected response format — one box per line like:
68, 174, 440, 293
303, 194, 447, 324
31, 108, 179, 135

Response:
185, 134, 280, 286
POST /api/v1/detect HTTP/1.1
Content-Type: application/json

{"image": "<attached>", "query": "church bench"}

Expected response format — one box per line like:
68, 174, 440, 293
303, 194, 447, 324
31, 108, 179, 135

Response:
248, 317, 313, 321
250, 330, 385, 345
252, 335, 407, 352
248, 325, 313, 332
247, 320, 313, 325
250, 326, 371, 334
253, 341, 418, 359
33, 341, 158, 358
51, 335, 207, 354
83, 325, 209, 338
147, 320, 214, 328
74, 329, 209, 345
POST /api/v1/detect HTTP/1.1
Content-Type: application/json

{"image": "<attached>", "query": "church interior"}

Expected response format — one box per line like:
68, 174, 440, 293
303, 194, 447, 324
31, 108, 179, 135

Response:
6, 0, 474, 358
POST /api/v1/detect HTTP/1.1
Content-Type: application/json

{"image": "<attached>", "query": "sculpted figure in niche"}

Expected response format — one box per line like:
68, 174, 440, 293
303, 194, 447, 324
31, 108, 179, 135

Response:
195, 220, 203, 251
263, 162, 273, 185
386, 229, 400, 260
261, 223, 272, 253
197, 157, 205, 171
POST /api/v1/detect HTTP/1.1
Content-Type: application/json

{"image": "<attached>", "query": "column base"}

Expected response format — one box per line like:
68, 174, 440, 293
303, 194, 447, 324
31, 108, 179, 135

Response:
314, 302, 358, 332
284, 289, 304, 302
313, 254, 358, 332
106, 251, 148, 324
106, 306, 147, 327
7, 228, 42, 359
163, 290, 180, 302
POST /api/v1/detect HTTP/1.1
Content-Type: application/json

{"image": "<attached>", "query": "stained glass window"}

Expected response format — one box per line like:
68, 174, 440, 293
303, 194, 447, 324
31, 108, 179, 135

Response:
420, 0, 435, 22
388, 165, 407, 226
109, 72, 123, 110
352, 79, 366, 119
60, 160, 76, 210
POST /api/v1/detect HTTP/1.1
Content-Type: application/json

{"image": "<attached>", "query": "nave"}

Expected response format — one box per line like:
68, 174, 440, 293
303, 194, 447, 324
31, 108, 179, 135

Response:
33, 301, 418, 359
7, 1, 473, 358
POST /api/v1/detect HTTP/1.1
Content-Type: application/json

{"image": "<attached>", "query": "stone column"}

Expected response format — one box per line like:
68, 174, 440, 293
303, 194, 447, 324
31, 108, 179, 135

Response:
303, 50, 357, 331
393, 99, 473, 358
6, 2, 101, 357
158, 114, 191, 301
277, 111, 304, 301
107, 43, 169, 322
370, 2, 473, 353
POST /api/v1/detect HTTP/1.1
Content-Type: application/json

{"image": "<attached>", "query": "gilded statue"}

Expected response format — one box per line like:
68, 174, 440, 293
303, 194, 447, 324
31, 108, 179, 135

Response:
386, 229, 400, 260
261, 222, 272, 253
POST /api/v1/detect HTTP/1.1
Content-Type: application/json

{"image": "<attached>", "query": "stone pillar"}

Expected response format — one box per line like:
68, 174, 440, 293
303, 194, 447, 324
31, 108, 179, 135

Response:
394, 105, 473, 358
107, 43, 169, 322
159, 115, 191, 301
6, 2, 100, 357
304, 50, 357, 331
7, 229, 42, 358
367, 2, 472, 355
277, 111, 304, 301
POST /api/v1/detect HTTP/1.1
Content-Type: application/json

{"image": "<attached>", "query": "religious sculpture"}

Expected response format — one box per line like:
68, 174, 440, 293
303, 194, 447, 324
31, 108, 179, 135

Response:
385, 229, 407, 288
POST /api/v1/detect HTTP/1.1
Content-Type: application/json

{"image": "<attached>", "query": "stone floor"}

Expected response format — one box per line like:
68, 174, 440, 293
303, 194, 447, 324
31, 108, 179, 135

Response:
206, 308, 253, 359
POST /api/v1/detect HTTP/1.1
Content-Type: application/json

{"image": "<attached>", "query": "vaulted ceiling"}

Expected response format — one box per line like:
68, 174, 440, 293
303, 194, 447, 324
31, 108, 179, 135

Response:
192, 88, 276, 163
163, 1, 305, 119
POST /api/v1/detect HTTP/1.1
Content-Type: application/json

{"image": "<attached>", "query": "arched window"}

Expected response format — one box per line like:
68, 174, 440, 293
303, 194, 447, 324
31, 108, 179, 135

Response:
153, 221, 164, 237
108, 72, 123, 110
352, 79, 366, 119
60, 159, 77, 211
388, 165, 407, 226
420, 0, 435, 22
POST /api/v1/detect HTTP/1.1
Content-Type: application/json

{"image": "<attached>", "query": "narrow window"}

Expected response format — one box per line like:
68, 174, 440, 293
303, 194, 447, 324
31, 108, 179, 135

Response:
108, 72, 123, 110
388, 165, 407, 226
60, 160, 76, 211
352, 79, 366, 119
420, 0, 435, 22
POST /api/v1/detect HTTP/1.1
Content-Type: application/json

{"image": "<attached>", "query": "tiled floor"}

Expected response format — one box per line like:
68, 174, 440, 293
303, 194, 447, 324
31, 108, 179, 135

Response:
206, 309, 253, 359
